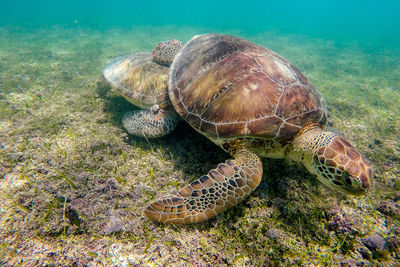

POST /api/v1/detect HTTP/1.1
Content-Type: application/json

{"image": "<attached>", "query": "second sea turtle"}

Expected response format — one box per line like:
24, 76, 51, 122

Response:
102, 52, 178, 138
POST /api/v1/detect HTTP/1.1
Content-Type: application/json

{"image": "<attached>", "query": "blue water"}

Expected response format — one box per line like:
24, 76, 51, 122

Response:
1, 0, 399, 47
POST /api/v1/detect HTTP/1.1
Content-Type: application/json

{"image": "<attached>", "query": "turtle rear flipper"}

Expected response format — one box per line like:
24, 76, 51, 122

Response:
144, 149, 263, 224
122, 105, 179, 138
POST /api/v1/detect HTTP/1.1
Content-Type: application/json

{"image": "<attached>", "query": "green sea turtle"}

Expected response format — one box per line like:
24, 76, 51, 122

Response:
102, 52, 179, 138
103, 34, 372, 224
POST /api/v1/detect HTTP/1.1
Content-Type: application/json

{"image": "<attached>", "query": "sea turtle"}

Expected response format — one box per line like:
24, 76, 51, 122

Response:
103, 34, 372, 224
102, 52, 179, 138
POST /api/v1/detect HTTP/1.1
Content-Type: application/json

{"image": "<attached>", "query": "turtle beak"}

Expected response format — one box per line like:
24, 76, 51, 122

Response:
339, 181, 368, 196
340, 159, 372, 195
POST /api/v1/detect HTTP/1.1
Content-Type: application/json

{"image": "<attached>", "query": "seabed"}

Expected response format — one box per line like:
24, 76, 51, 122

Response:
0, 25, 399, 265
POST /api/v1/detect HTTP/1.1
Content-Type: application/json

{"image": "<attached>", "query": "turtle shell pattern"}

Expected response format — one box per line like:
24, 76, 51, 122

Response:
103, 53, 169, 108
169, 34, 327, 140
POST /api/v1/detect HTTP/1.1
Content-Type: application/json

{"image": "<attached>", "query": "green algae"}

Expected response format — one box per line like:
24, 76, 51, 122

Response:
1, 25, 399, 266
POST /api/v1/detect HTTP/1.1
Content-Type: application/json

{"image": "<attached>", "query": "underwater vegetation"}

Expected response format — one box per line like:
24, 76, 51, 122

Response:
0, 25, 399, 266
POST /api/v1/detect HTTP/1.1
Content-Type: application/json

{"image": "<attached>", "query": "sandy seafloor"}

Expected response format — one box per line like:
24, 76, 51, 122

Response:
0, 25, 399, 266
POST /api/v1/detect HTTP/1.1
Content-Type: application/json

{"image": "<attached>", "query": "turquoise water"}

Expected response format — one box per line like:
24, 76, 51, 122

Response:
1, 0, 400, 46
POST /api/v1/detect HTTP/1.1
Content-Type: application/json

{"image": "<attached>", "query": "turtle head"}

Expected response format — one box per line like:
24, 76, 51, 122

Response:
152, 39, 183, 65
292, 125, 372, 196
311, 135, 372, 195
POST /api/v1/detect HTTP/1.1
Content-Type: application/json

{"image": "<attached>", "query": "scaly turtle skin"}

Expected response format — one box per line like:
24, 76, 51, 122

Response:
103, 34, 373, 224
102, 52, 179, 138
152, 39, 183, 65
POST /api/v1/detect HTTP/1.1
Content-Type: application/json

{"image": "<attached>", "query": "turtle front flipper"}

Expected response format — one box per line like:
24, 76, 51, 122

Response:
122, 105, 179, 138
144, 149, 263, 224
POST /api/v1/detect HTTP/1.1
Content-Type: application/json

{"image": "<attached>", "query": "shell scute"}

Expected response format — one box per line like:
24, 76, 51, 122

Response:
278, 122, 303, 138
276, 84, 322, 119
284, 109, 325, 129
246, 116, 283, 137
234, 38, 269, 57
200, 72, 282, 124
199, 120, 218, 137
256, 55, 298, 86
217, 122, 248, 137
173, 34, 239, 90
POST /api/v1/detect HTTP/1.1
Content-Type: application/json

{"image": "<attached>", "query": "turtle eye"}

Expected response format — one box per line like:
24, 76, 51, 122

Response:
342, 172, 352, 186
